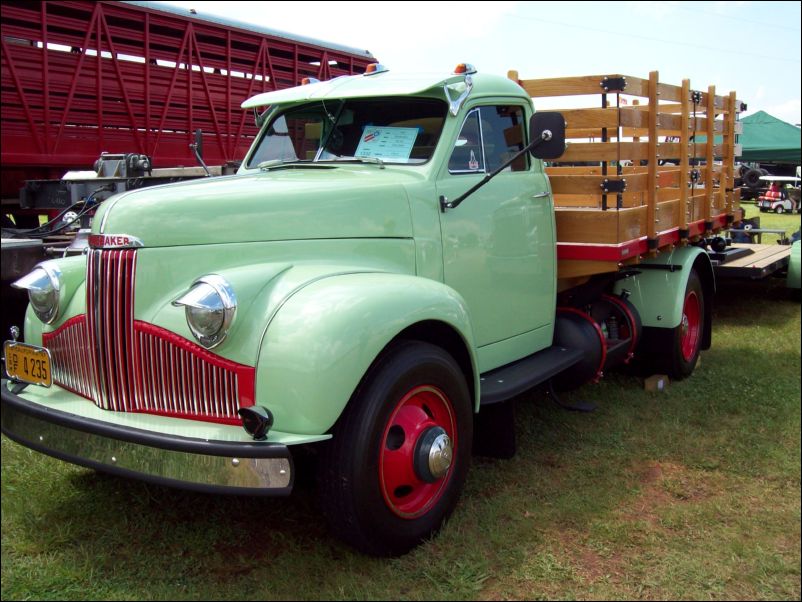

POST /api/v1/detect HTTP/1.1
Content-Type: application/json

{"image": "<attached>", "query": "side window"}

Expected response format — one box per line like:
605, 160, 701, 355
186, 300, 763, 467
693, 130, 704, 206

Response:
480, 105, 527, 172
448, 109, 485, 173
448, 105, 528, 174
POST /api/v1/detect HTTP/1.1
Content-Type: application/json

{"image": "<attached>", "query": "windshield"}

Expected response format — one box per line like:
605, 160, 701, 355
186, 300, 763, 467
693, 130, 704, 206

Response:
246, 97, 447, 168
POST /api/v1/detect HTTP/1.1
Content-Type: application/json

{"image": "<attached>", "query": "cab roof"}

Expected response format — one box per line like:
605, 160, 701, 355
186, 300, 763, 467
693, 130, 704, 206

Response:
241, 70, 528, 109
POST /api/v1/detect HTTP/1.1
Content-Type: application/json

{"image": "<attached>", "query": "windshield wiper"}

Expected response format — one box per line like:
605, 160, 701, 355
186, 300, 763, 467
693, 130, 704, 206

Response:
326, 156, 386, 169
258, 159, 312, 171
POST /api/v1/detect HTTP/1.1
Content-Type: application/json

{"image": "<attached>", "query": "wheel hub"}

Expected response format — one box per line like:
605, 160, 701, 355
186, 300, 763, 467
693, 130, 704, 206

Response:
414, 427, 453, 482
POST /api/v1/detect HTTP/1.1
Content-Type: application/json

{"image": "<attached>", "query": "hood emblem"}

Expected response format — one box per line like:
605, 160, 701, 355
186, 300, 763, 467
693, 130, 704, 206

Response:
88, 234, 144, 249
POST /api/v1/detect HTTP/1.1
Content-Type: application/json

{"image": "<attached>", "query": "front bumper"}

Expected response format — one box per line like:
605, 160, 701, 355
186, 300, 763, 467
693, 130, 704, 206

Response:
1, 379, 293, 495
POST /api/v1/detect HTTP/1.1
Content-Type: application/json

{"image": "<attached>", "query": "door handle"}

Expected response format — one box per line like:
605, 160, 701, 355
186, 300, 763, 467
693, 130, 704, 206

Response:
532, 191, 550, 199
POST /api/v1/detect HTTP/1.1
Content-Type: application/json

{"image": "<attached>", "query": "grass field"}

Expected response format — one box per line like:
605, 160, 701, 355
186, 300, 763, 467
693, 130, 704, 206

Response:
2, 223, 800, 600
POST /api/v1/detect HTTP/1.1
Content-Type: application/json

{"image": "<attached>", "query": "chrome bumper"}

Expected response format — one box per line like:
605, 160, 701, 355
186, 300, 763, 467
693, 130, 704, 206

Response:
1, 380, 293, 496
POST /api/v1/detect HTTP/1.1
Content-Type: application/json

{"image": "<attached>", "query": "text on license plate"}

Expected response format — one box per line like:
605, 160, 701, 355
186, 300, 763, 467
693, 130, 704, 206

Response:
4, 341, 52, 387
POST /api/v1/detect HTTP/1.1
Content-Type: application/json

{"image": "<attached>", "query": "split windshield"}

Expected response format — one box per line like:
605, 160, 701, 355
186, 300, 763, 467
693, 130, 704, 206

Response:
246, 98, 447, 168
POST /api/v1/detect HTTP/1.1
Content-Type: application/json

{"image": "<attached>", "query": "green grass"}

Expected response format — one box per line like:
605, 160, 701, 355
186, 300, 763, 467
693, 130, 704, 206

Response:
2, 280, 800, 600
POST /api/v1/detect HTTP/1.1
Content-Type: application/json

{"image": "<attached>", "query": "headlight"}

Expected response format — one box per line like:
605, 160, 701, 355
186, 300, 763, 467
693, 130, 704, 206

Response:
172, 275, 237, 348
12, 263, 62, 324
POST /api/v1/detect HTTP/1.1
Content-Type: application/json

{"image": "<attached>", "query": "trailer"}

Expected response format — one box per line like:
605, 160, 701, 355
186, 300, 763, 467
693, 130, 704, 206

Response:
1, 0, 375, 218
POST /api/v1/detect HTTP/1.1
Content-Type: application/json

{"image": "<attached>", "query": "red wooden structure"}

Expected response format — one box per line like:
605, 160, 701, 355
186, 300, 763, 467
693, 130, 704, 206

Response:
0, 0, 375, 197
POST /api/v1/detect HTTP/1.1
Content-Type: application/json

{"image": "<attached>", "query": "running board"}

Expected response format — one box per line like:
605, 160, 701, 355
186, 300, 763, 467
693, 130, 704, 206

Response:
479, 346, 585, 405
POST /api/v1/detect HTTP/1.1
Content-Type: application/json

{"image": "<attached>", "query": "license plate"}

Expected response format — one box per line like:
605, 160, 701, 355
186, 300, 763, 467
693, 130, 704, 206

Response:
4, 341, 52, 387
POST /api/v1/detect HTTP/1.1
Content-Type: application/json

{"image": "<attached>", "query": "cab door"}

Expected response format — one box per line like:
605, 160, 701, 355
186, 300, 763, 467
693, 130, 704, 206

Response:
436, 104, 555, 353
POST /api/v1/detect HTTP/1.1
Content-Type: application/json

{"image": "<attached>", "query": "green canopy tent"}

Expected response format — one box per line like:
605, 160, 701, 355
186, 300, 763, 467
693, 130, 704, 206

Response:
739, 111, 801, 163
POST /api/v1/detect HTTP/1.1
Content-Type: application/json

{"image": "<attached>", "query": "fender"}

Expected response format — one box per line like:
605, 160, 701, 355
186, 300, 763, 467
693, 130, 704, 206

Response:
614, 245, 714, 348
254, 272, 479, 436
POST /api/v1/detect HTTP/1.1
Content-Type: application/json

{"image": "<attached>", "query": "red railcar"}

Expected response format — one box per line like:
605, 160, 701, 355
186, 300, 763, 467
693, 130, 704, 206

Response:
0, 0, 375, 199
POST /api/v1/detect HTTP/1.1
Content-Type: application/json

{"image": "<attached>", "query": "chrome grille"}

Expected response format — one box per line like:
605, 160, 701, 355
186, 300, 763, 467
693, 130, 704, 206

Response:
86, 248, 137, 411
42, 248, 254, 425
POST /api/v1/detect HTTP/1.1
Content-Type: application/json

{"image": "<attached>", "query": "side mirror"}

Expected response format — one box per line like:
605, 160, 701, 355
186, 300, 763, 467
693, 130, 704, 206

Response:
528, 112, 566, 160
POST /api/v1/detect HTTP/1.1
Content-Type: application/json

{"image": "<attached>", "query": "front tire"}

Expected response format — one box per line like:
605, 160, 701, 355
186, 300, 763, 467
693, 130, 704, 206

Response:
318, 341, 473, 556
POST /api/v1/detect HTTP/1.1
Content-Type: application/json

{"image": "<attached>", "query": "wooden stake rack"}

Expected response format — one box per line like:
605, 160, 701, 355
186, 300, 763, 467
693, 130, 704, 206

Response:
509, 70, 743, 281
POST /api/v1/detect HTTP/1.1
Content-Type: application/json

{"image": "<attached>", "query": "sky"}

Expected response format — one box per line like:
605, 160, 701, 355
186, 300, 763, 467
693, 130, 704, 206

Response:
156, 0, 802, 127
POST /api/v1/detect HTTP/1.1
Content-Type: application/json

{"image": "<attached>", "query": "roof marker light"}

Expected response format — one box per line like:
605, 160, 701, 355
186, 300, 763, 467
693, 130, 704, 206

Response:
453, 63, 477, 75
300, 77, 321, 85
363, 63, 388, 76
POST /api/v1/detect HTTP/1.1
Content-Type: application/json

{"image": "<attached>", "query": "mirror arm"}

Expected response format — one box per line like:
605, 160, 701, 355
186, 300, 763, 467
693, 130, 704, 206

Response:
440, 130, 553, 212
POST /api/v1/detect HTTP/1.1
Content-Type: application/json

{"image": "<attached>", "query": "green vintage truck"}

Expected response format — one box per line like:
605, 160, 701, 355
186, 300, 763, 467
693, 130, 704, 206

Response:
1, 64, 741, 555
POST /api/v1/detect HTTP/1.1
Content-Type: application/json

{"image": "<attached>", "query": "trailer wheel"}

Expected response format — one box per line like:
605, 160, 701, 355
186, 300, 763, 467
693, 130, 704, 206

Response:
318, 341, 472, 556
775, 205, 785, 214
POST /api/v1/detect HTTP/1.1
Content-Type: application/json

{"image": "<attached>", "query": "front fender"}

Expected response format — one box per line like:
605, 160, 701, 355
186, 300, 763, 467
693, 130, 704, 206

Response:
255, 273, 478, 435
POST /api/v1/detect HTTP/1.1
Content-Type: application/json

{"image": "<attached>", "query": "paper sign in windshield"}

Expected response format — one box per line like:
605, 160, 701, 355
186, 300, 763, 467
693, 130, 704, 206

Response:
355, 126, 419, 162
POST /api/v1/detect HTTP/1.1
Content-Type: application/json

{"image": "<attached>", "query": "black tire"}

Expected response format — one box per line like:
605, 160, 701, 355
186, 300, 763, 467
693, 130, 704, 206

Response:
742, 169, 762, 189
775, 205, 785, 214
656, 271, 705, 380
318, 340, 472, 556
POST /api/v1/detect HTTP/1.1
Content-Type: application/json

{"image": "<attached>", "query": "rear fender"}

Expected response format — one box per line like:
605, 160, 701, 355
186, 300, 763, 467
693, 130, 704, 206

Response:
614, 246, 714, 349
255, 273, 478, 435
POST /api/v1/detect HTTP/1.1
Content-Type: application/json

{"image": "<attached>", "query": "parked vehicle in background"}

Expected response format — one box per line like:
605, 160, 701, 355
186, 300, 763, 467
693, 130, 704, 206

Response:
757, 174, 801, 214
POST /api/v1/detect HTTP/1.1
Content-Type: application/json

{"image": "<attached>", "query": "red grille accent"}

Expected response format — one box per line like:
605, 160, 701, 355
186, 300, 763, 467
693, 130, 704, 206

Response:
42, 249, 254, 425
42, 315, 93, 401
133, 321, 255, 424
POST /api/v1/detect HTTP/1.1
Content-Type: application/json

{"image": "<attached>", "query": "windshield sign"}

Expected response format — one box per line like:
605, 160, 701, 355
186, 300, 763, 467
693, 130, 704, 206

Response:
246, 98, 446, 168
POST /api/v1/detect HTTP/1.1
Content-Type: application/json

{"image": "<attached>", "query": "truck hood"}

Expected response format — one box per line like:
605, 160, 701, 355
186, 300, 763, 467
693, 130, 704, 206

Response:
94, 166, 414, 247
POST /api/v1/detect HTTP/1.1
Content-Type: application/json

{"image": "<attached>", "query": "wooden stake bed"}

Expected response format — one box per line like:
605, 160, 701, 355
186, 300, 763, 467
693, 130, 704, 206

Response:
509, 70, 743, 281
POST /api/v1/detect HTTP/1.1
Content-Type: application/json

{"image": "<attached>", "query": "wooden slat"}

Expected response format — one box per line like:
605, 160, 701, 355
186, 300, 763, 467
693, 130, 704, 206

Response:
561, 141, 649, 162
560, 107, 620, 129
654, 199, 680, 233
546, 166, 606, 176
558, 259, 623, 280
518, 74, 648, 97
549, 173, 650, 195
555, 205, 647, 244
657, 82, 682, 102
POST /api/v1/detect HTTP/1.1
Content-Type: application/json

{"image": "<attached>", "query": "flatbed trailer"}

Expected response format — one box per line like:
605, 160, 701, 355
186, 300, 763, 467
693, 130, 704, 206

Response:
712, 243, 792, 280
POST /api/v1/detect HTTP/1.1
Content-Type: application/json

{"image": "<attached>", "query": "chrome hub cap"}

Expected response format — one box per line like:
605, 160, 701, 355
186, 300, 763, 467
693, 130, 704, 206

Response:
427, 432, 453, 479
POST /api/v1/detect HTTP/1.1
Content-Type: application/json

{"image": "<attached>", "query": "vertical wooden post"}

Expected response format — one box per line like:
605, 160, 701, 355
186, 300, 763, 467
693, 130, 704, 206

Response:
679, 79, 691, 238
704, 85, 715, 229
647, 70, 658, 246
724, 91, 737, 219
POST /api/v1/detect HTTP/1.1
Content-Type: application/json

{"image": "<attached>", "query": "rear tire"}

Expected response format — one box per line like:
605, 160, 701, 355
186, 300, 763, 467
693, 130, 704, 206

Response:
318, 341, 472, 556
640, 271, 705, 381
664, 271, 704, 380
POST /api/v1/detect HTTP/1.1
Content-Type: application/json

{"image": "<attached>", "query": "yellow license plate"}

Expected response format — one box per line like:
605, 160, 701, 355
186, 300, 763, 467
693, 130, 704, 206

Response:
4, 341, 52, 387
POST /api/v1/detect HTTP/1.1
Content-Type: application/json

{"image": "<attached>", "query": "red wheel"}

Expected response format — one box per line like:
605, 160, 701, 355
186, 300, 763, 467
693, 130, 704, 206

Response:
319, 341, 472, 556
680, 289, 702, 363
379, 385, 457, 518
645, 270, 705, 380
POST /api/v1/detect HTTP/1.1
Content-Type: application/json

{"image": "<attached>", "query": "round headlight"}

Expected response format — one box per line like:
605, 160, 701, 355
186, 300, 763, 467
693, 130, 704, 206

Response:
172, 275, 236, 348
12, 264, 62, 324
